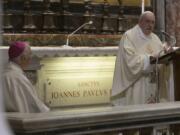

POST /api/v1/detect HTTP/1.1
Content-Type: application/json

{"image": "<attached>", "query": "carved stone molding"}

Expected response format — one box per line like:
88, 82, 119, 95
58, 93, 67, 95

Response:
6, 102, 180, 134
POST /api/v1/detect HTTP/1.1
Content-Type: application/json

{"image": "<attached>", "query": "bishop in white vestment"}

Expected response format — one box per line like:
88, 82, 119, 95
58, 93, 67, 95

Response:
3, 41, 49, 113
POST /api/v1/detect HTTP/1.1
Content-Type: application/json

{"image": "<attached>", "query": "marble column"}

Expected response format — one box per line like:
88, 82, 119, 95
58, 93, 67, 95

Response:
155, 0, 165, 41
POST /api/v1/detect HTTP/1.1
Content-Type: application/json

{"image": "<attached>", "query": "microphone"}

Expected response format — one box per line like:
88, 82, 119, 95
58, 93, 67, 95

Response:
161, 31, 176, 47
65, 21, 93, 46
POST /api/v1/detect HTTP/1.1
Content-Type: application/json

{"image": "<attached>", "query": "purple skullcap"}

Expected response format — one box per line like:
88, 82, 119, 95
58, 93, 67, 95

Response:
8, 41, 28, 59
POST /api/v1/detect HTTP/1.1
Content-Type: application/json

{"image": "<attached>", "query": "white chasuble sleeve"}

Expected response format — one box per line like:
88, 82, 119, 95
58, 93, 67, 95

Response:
112, 33, 146, 96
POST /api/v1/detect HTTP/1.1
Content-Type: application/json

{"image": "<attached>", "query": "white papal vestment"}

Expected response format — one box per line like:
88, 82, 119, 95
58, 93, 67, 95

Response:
2, 62, 49, 113
112, 25, 170, 105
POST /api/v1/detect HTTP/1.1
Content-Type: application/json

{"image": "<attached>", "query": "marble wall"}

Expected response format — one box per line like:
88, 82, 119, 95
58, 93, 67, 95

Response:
166, 0, 180, 46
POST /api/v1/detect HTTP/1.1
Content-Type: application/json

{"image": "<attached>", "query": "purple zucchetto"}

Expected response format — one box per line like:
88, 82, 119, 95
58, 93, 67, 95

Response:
8, 41, 28, 59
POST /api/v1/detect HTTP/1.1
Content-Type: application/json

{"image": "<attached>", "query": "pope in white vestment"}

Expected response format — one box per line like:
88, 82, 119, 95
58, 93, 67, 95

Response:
112, 23, 170, 105
111, 11, 171, 135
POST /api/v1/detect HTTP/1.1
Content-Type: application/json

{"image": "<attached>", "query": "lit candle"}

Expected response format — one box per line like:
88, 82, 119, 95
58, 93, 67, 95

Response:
141, 0, 145, 13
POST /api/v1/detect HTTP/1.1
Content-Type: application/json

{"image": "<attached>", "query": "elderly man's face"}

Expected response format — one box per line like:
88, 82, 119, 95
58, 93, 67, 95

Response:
139, 13, 155, 35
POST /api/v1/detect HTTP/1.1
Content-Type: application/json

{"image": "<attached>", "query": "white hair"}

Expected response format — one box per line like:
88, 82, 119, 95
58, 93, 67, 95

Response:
139, 11, 155, 22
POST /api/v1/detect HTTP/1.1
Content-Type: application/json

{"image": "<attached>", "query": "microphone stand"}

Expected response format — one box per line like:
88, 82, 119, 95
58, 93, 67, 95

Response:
155, 50, 164, 103
64, 21, 93, 47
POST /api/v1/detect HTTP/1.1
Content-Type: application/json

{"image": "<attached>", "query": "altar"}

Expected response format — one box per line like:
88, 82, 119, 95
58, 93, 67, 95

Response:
1, 45, 179, 135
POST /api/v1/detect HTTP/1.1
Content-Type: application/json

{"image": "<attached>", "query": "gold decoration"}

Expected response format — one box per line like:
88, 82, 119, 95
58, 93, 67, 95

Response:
70, 0, 151, 6
146, 45, 154, 54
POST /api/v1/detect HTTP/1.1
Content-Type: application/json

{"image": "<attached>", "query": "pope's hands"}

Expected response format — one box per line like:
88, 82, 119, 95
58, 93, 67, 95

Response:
163, 42, 174, 53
